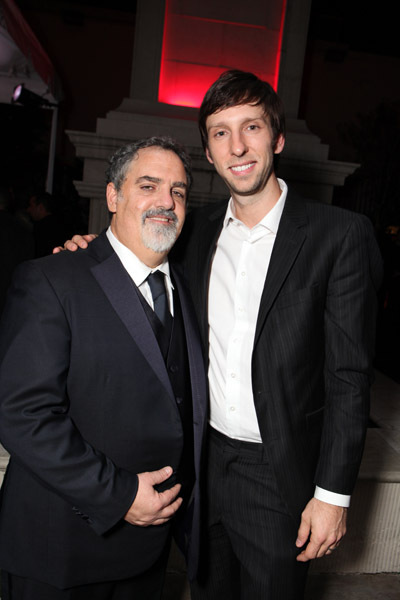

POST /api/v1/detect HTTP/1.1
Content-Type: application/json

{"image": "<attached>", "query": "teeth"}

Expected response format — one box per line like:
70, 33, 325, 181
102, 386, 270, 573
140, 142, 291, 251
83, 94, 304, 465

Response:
231, 163, 254, 172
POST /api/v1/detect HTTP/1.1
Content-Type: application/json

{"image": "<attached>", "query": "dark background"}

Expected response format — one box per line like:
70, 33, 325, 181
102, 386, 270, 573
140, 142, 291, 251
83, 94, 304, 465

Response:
1, 0, 399, 379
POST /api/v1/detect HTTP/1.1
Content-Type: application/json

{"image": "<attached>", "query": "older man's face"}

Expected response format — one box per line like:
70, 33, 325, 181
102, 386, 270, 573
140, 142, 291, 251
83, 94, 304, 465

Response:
107, 147, 187, 267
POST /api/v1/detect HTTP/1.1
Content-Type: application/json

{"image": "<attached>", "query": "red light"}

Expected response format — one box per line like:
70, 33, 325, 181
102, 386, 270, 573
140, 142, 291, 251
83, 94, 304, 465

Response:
274, 0, 287, 90
159, 64, 228, 108
158, 1, 287, 109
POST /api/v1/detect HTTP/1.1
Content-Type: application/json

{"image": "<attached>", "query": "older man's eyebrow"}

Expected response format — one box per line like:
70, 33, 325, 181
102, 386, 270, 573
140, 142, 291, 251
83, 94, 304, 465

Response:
135, 176, 161, 184
136, 175, 187, 189
172, 181, 188, 189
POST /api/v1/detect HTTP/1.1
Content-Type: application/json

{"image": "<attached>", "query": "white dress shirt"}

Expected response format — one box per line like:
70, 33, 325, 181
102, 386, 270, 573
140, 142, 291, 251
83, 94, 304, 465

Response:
207, 180, 350, 507
106, 227, 174, 315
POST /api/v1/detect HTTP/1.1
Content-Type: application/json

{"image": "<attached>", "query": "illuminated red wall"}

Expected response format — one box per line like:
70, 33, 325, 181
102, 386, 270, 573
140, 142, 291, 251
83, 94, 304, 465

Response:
158, 0, 287, 108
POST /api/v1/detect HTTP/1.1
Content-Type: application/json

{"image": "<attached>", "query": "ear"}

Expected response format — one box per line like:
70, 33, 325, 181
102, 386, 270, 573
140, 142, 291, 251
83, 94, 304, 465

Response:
205, 147, 214, 165
106, 183, 118, 213
274, 134, 285, 155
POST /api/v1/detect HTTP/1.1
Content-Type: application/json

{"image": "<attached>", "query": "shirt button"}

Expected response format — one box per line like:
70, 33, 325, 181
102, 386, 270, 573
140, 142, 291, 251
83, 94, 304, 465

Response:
231, 373, 236, 378
241, 271, 246, 277
230, 406, 236, 412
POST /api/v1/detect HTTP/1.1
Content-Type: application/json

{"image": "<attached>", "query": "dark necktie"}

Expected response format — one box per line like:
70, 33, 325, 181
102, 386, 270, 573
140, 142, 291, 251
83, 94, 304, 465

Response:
147, 271, 173, 330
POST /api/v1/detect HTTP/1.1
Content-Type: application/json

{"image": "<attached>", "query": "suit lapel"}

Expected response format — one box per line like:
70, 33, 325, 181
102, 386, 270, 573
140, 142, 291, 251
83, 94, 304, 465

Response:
196, 204, 226, 345
171, 265, 207, 428
254, 195, 308, 346
89, 234, 174, 400
198, 198, 308, 349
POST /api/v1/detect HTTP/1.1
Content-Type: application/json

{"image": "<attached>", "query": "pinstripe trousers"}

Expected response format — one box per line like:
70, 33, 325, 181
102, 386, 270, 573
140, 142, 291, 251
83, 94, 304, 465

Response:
191, 427, 309, 600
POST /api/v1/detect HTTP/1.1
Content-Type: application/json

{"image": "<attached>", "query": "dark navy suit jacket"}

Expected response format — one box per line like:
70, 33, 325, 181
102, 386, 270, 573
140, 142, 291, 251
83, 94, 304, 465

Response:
0, 232, 207, 588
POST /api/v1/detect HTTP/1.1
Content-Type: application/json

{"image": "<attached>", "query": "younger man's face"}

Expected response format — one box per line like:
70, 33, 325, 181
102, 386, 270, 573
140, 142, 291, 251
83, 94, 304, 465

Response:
205, 103, 284, 200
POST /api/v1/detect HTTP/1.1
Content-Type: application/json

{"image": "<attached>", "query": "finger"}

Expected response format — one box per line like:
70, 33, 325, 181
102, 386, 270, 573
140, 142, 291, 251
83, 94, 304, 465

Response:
52, 246, 64, 254
296, 539, 321, 562
160, 483, 182, 500
133, 516, 169, 527
145, 466, 173, 486
158, 483, 182, 506
297, 536, 340, 562
317, 531, 344, 557
325, 541, 341, 554
316, 541, 334, 558
296, 519, 311, 548
71, 235, 89, 248
149, 515, 176, 526
139, 496, 183, 526
327, 542, 340, 550
156, 495, 183, 519
64, 240, 79, 251
83, 234, 97, 243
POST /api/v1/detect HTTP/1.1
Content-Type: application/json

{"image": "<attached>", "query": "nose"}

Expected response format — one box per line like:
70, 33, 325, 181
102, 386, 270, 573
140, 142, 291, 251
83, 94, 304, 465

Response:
230, 130, 247, 156
157, 188, 175, 210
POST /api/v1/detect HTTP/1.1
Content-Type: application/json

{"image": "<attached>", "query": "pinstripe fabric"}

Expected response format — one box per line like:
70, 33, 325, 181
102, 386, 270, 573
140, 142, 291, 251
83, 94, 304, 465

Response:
191, 428, 309, 600
174, 192, 383, 597
178, 195, 383, 517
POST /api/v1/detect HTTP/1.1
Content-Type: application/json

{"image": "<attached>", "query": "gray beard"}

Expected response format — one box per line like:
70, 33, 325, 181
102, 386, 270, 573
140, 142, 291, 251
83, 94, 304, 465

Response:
141, 209, 178, 253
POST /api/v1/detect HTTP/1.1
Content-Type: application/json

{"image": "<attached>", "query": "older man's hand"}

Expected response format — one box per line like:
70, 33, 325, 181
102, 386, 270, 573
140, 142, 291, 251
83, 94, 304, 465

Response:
124, 466, 182, 527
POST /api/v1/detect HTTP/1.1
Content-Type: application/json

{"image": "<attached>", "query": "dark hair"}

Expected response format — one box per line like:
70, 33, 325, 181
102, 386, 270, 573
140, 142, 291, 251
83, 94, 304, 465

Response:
198, 70, 286, 151
106, 136, 193, 193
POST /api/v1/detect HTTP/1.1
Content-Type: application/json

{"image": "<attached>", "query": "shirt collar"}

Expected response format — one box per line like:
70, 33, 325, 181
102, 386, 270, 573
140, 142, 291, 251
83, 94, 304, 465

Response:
223, 178, 288, 234
106, 227, 172, 288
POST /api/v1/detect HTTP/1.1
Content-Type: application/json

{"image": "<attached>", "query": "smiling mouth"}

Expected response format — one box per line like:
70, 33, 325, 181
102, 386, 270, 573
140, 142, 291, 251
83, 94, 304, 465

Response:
146, 215, 173, 224
143, 209, 178, 226
230, 162, 256, 173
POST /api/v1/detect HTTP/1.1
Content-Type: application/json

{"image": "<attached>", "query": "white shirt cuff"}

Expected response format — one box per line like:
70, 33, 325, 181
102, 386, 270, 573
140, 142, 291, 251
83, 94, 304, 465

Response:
314, 486, 351, 507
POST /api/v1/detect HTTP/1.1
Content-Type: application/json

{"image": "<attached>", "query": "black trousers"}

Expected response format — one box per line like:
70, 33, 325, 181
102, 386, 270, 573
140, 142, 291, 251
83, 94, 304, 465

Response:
1, 540, 170, 600
190, 427, 309, 600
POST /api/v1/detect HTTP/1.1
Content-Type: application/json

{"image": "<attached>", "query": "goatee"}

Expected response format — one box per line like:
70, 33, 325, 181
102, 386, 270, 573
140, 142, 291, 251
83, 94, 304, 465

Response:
141, 209, 178, 253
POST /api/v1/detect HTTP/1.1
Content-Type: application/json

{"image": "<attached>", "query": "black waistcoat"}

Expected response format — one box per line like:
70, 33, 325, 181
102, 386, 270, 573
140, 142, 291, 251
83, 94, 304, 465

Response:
135, 282, 194, 497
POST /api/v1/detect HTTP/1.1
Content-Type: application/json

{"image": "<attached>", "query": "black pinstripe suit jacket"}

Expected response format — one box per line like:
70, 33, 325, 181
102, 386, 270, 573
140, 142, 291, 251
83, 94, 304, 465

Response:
173, 192, 383, 520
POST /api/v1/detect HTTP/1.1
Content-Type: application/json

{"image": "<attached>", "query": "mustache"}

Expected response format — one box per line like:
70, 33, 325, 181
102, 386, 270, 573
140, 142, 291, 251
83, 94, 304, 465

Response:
142, 208, 178, 225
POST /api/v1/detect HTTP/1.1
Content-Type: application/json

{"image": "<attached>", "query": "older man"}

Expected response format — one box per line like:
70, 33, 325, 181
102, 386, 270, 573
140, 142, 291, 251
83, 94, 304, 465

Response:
0, 137, 207, 600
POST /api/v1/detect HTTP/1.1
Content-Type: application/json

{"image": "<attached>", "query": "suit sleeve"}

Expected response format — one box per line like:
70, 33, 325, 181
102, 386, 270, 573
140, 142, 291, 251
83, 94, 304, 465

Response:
315, 215, 383, 495
0, 261, 138, 535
